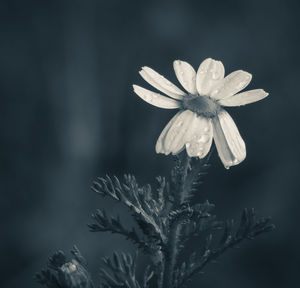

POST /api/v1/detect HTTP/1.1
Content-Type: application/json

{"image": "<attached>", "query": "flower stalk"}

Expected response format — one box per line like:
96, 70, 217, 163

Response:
162, 153, 192, 288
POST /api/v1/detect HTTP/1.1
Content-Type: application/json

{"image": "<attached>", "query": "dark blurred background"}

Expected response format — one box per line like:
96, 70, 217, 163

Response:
1, 0, 299, 287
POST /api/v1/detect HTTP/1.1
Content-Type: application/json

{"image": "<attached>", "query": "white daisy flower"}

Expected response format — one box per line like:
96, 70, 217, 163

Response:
133, 58, 269, 168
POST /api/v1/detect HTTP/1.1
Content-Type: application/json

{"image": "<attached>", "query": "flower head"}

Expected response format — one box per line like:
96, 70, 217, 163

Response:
133, 58, 268, 168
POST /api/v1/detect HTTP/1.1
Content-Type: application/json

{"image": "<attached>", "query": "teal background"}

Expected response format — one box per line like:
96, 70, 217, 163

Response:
1, 0, 299, 287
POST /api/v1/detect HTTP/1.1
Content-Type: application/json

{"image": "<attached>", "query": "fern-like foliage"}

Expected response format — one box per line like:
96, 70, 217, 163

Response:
99, 252, 153, 288
91, 175, 169, 246
174, 208, 274, 287
36, 153, 274, 288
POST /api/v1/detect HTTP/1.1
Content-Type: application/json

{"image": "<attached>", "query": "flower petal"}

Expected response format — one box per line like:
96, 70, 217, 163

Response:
169, 111, 198, 155
196, 58, 225, 96
139, 66, 185, 100
163, 110, 195, 155
185, 116, 213, 158
212, 110, 246, 168
133, 85, 181, 109
156, 111, 182, 154
210, 70, 252, 100
173, 60, 197, 95
218, 89, 269, 107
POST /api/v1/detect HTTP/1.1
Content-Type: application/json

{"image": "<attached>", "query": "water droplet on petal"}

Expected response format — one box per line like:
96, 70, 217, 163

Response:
186, 143, 190, 148
237, 82, 245, 89
225, 166, 230, 170
204, 127, 209, 132
199, 134, 210, 143
211, 71, 219, 80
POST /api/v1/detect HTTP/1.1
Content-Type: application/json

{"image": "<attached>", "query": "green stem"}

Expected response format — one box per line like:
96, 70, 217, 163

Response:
162, 154, 191, 288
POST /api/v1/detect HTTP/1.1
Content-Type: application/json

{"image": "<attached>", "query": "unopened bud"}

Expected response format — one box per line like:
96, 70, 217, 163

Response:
58, 260, 92, 288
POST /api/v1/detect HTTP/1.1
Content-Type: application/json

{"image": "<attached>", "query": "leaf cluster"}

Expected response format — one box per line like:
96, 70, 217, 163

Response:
36, 156, 274, 288
174, 208, 275, 287
99, 252, 153, 288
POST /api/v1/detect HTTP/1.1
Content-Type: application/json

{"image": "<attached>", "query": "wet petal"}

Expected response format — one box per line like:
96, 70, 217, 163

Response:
185, 116, 213, 158
210, 70, 252, 100
219, 89, 269, 107
156, 111, 182, 154
133, 85, 181, 109
212, 110, 246, 168
173, 60, 197, 95
169, 111, 197, 155
196, 58, 225, 96
140, 66, 185, 100
163, 110, 195, 155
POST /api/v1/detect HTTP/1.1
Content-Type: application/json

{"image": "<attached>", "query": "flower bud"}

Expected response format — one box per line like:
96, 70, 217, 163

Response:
58, 259, 93, 288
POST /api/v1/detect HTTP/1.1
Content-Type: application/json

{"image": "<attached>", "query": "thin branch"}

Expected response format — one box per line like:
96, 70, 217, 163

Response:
92, 175, 167, 244
177, 209, 275, 287
89, 209, 152, 253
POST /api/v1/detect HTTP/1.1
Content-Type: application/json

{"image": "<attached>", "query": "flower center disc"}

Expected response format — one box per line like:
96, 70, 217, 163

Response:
182, 94, 221, 118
